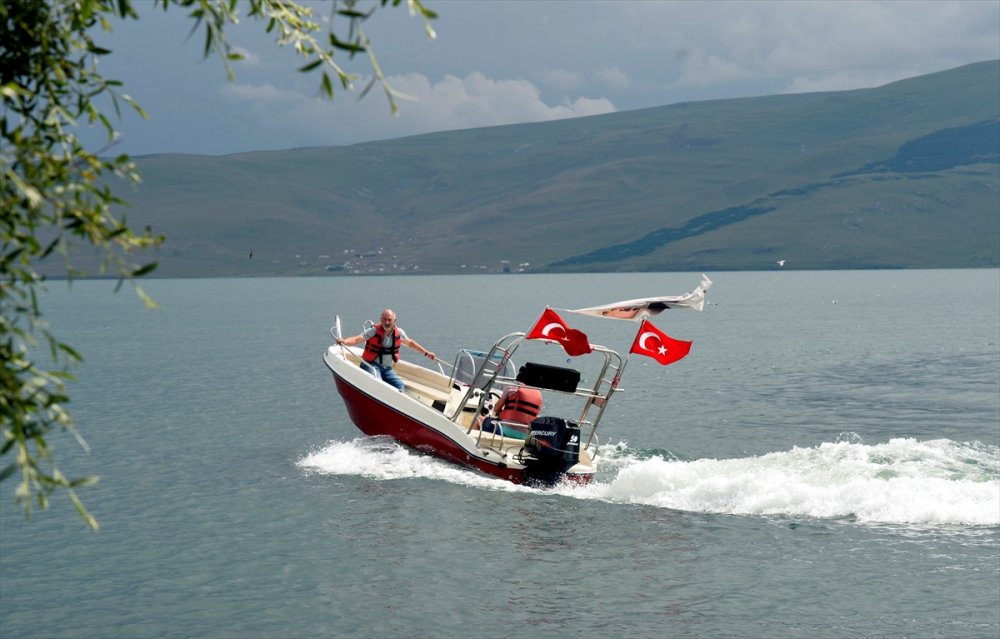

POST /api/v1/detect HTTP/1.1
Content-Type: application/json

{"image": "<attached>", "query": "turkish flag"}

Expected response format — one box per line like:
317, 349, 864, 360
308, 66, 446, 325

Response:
526, 308, 593, 356
629, 319, 692, 366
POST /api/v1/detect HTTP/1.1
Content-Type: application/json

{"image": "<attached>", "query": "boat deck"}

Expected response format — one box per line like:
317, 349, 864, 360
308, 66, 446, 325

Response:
333, 346, 595, 471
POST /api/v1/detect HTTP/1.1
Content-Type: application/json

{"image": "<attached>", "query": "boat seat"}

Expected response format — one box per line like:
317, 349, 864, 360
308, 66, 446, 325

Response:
469, 428, 528, 452
479, 418, 528, 440
403, 378, 451, 405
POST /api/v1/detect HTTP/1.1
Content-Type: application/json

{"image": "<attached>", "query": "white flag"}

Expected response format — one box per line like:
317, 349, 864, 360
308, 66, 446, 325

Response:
568, 274, 713, 321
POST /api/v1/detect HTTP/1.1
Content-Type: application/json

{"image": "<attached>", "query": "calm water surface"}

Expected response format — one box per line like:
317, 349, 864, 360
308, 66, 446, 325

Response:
1, 270, 998, 638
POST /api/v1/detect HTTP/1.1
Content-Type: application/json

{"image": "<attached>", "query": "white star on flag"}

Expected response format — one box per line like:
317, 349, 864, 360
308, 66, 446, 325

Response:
628, 319, 693, 366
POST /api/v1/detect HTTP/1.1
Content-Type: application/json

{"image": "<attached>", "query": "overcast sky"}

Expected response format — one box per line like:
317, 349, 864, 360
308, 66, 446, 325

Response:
87, 0, 1000, 156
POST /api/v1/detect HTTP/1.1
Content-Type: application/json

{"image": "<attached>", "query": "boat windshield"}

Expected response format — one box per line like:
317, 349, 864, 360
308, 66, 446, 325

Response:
451, 349, 515, 390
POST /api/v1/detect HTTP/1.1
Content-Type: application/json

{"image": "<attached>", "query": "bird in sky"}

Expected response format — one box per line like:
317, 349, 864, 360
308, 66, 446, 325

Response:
250, 250, 254, 260
777, 259, 786, 267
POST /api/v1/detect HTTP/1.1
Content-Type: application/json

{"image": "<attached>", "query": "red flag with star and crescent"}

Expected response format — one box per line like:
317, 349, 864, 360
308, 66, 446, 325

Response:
526, 308, 593, 356
629, 319, 691, 366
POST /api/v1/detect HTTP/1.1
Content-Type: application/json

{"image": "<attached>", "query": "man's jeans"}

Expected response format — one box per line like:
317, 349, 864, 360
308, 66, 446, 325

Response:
360, 361, 405, 391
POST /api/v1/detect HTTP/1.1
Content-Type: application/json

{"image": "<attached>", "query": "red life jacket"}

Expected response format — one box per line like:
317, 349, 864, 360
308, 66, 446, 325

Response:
498, 388, 542, 424
362, 325, 401, 363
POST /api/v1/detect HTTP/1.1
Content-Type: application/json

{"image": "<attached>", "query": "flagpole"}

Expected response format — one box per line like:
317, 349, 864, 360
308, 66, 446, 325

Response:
614, 322, 642, 396
617, 354, 631, 388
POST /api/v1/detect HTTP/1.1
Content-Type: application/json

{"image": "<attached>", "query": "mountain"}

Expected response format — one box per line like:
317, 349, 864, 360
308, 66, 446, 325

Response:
64, 60, 1000, 277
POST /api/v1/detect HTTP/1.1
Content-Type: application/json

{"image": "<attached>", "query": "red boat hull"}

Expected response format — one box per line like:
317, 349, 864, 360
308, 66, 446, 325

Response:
332, 371, 592, 485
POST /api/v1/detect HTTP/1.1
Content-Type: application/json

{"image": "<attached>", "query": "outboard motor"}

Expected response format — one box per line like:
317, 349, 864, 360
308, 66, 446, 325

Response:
524, 416, 581, 485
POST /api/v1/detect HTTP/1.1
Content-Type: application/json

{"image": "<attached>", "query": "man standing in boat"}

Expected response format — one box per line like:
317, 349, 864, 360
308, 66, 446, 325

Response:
335, 309, 436, 391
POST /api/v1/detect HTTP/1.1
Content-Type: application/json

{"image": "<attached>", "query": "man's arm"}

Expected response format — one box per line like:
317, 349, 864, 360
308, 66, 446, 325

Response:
403, 338, 436, 361
336, 334, 364, 346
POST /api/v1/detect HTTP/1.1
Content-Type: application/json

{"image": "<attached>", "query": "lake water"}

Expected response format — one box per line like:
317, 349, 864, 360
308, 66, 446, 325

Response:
1, 270, 998, 638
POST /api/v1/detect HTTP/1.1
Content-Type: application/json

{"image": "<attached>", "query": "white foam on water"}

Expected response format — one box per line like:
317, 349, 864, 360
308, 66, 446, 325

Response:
297, 437, 534, 492
298, 437, 1000, 526
571, 438, 1000, 526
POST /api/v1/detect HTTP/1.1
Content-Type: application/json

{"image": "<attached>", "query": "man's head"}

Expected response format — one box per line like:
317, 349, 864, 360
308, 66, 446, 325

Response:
380, 309, 396, 329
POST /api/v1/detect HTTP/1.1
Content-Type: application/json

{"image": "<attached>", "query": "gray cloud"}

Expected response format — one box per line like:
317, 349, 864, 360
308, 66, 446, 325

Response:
88, 0, 998, 155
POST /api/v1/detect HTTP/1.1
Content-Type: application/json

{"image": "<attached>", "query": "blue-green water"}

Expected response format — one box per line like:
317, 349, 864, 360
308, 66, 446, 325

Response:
2, 270, 998, 638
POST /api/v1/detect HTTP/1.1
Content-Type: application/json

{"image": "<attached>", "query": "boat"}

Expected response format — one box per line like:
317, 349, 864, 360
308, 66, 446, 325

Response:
323, 276, 712, 486
323, 321, 625, 485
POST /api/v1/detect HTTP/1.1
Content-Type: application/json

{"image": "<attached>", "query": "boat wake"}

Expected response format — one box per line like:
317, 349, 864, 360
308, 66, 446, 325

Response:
298, 436, 1000, 526
298, 437, 535, 492
574, 437, 1000, 527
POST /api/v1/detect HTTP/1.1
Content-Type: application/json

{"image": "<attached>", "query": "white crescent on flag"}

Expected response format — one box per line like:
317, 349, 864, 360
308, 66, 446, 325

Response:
637, 331, 658, 350
541, 322, 566, 337
567, 274, 713, 321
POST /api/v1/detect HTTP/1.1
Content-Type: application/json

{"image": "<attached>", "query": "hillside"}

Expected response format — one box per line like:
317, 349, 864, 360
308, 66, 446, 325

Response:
52, 60, 1000, 277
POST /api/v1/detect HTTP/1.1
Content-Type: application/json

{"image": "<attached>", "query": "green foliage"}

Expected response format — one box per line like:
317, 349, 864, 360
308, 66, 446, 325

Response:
175, 0, 436, 112
0, 0, 435, 529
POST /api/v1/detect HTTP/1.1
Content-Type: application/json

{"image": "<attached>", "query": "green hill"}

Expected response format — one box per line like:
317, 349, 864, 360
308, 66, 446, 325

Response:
54, 60, 1000, 277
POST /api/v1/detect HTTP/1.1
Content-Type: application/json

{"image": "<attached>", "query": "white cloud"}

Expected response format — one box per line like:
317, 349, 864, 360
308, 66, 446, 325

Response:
562, 96, 618, 116
373, 71, 617, 138
221, 82, 296, 105
220, 71, 617, 147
